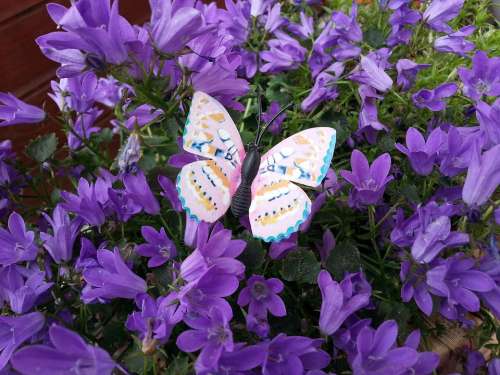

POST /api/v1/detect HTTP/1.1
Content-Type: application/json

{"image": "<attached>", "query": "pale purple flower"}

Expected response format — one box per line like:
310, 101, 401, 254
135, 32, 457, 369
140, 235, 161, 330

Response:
349, 55, 393, 92
318, 270, 371, 335
264, 3, 286, 33
250, 0, 275, 17
301, 62, 344, 113
396, 59, 431, 91
176, 307, 234, 369
123, 171, 160, 215
0, 93, 45, 127
387, 4, 421, 46
0, 212, 38, 265
61, 177, 107, 226
120, 104, 163, 130
0, 312, 45, 371
458, 51, 500, 101
423, 0, 465, 33
117, 132, 141, 173
82, 248, 147, 303
330, 3, 362, 43
476, 99, 500, 148
434, 26, 475, 57
315, 229, 335, 263
11, 324, 115, 375
412, 83, 457, 111
490, 359, 500, 375
261, 101, 287, 135
395, 127, 446, 175
67, 108, 102, 150
401, 260, 435, 316
439, 126, 478, 177
356, 85, 388, 144
260, 31, 307, 73
340, 150, 393, 207
462, 143, 500, 207
288, 12, 314, 40
136, 226, 176, 267
158, 175, 183, 212
269, 233, 297, 259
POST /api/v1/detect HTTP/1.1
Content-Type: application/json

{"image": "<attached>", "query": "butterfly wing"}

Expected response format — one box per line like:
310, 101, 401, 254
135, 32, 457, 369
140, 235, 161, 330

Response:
249, 174, 311, 242
183, 91, 245, 168
177, 159, 240, 223
258, 127, 336, 187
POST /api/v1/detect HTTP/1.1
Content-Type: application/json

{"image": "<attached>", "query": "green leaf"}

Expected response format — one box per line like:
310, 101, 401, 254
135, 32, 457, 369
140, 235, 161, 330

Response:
122, 344, 149, 375
364, 26, 387, 49
319, 112, 351, 147
400, 183, 420, 204
238, 237, 266, 275
325, 241, 361, 280
26, 133, 58, 162
165, 355, 191, 375
280, 249, 320, 284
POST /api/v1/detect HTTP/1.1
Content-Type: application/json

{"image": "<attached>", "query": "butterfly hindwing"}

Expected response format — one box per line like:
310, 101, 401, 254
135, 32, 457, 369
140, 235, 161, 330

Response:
177, 159, 239, 223
258, 127, 336, 187
249, 174, 311, 242
183, 91, 245, 169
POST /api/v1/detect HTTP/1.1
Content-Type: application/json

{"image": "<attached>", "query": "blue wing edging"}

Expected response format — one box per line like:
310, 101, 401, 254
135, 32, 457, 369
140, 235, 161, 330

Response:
176, 173, 200, 223
316, 132, 336, 186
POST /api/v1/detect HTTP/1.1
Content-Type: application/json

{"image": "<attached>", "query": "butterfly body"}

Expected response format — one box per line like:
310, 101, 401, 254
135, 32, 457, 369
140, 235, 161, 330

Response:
177, 91, 336, 242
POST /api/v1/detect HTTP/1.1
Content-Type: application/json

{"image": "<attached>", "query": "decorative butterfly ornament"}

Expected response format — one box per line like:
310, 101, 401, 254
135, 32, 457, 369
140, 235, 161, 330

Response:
176, 92, 336, 242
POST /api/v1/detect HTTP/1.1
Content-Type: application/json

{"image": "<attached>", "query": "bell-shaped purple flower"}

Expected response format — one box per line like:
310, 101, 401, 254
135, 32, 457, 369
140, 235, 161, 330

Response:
401, 260, 435, 316
438, 125, 478, 177
434, 26, 475, 57
0, 93, 45, 127
423, 0, 465, 33
340, 150, 393, 207
356, 85, 388, 144
462, 143, 500, 207
11, 324, 115, 375
349, 55, 393, 92
82, 248, 147, 303
136, 226, 176, 268
0, 212, 38, 265
396, 127, 445, 175
476, 99, 500, 148
288, 12, 314, 40
123, 170, 160, 215
158, 175, 183, 212
396, 59, 430, 91
67, 108, 102, 150
477, 255, 500, 319
301, 62, 344, 113
315, 229, 335, 264
412, 83, 457, 111
61, 177, 107, 226
458, 50, 500, 101
260, 31, 307, 73
318, 270, 371, 335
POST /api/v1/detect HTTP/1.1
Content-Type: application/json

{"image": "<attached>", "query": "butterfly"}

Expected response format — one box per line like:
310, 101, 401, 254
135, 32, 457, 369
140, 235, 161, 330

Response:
176, 91, 336, 242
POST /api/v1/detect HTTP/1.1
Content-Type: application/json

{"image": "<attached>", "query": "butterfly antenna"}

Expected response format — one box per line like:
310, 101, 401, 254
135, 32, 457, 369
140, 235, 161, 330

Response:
255, 102, 294, 146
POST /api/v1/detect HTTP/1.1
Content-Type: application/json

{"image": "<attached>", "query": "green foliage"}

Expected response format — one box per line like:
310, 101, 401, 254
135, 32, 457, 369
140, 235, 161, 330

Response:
26, 133, 58, 162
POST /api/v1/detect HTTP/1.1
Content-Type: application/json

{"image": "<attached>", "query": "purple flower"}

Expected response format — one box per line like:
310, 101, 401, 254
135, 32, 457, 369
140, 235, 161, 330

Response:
82, 248, 147, 303
395, 127, 445, 175
264, 3, 286, 33
67, 108, 102, 150
356, 85, 388, 144
40, 205, 81, 264
401, 260, 435, 315
0, 265, 52, 314
434, 26, 475, 57
411, 215, 469, 263
477, 255, 500, 319
349, 55, 393, 92
402, 330, 440, 374
123, 171, 160, 215
0, 212, 38, 265
301, 63, 344, 113
315, 229, 335, 263
423, 0, 465, 33
261, 102, 287, 135
158, 175, 183, 212
269, 233, 297, 259
136, 226, 176, 267
262, 334, 331, 375
427, 253, 495, 317
177, 307, 234, 369
352, 320, 419, 375
438, 126, 478, 177
0, 312, 45, 370
466, 351, 485, 375
11, 324, 115, 375
120, 104, 163, 131
250, 0, 274, 17
126, 293, 183, 352
260, 31, 307, 73
476, 99, 500, 148
387, 3, 421, 46
318, 270, 371, 335
412, 83, 457, 111
340, 150, 393, 207
288, 12, 314, 40
117, 132, 141, 173
396, 59, 431, 91
61, 177, 107, 226
462, 143, 500, 207
330, 3, 362, 43
490, 359, 500, 375
458, 51, 500, 101
0, 93, 45, 127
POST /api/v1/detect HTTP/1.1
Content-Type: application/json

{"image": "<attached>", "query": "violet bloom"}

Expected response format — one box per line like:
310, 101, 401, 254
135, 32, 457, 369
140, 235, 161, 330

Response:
412, 83, 457, 111
340, 150, 393, 207
0, 265, 52, 314
439, 126, 478, 177
477, 255, 500, 319
269, 233, 297, 259
458, 51, 500, 101
387, 3, 421, 47
490, 359, 500, 375
402, 330, 440, 374
395, 127, 445, 175
82, 248, 147, 303
411, 215, 469, 264
288, 12, 314, 40
250, 0, 274, 17
352, 320, 419, 375
61, 177, 107, 226
126, 293, 183, 352
301, 62, 344, 113
261, 102, 287, 135
117, 104, 163, 131
123, 171, 160, 215
176, 307, 234, 369
0, 312, 44, 370
67, 108, 102, 150
264, 3, 286, 33
476, 99, 500, 148
401, 260, 435, 316
318, 270, 371, 335
462, 143, 500, 207
262, 334, 331, 375
434, 26, 475, 57
315, 229, 335, 264
356, 85, 388, 144
158, 175, 183, 212
11, 324, 115, 375
427, 253, 495, 317
136, 226, 176, 267
0, 212, 38, 265
0, 93, 45, 127
260, 31, 307, 73
396, 59, 430, 91
423, 0, 465, 33
349, 55, 393, 93
40, 205, 81, 264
